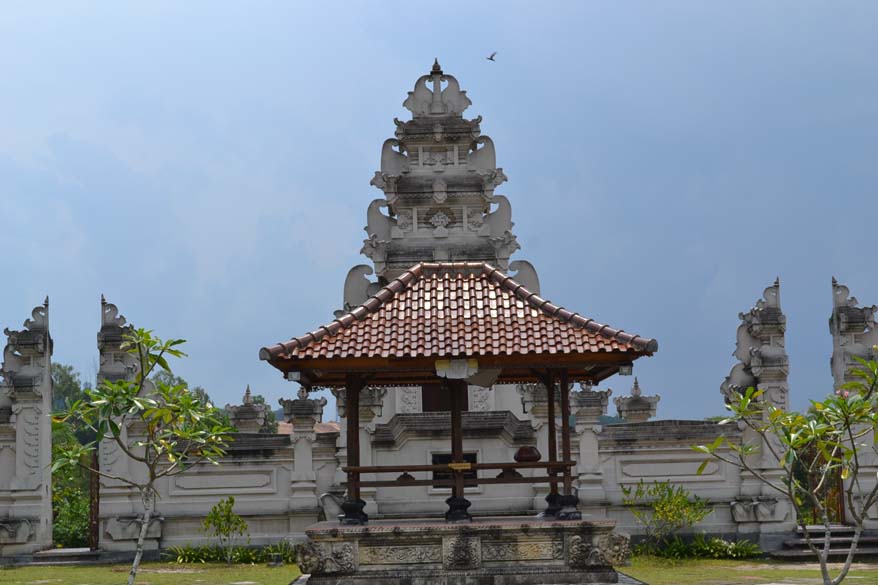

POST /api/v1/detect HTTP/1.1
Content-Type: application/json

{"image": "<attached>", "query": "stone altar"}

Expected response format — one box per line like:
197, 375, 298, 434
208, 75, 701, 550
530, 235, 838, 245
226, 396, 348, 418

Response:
300, 516, 628, 585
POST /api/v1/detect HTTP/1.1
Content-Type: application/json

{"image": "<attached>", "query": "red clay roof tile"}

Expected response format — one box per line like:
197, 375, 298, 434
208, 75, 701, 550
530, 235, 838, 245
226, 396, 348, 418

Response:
259, 262, 657, 363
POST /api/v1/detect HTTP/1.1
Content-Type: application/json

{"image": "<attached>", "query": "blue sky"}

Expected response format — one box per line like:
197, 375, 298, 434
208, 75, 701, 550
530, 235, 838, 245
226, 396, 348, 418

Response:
1, 2, 876, 420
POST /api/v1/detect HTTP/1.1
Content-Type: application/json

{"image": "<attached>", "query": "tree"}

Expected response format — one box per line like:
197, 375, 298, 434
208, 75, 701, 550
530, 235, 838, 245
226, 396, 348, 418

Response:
203, 496, 249, 565
54, 328, 233, 585
51, 363, 87, 413
51, 421, 90, 548
695, 354, 878, 585
251, 394, 278, 434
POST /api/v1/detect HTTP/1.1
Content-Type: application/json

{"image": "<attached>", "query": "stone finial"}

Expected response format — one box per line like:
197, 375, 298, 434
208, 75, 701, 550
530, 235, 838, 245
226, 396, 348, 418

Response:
571, 383, 612, 424
403, 59, 471, 117
2, 298, 52, 396
614, 378, 660, 423
226, 386, 267, 433
279, 389, 327, 423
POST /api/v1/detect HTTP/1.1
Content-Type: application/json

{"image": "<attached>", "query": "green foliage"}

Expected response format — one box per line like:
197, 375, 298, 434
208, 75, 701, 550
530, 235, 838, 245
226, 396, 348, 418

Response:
52, 363, 88, 413
694, 354, 878, 585
202, 497, 249, 566
165, 541, 297, 565
657, 535, 761, 560
151, 371, 231, 427
51, 420, 90, 547
53, 328, 234, 585
621, 480, 711, 552
250, 394, 278, 434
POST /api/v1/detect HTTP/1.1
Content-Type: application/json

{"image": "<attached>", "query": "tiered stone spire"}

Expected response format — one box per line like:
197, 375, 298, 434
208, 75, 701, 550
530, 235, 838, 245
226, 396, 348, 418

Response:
614, 378, 660, 423
342, 60, 538, 310
226, 385, 268, 433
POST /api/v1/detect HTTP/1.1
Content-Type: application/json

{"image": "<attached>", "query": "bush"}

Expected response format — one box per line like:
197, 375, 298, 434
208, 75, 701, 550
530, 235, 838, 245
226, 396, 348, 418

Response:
165, 541, 297, 565
51, 421, 90, 548
621, 480, 711, 552
654, 535, 761, 560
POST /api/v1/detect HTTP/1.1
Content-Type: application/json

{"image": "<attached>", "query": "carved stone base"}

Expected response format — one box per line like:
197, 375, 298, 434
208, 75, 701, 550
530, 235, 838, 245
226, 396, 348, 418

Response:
302, 515, 628, 584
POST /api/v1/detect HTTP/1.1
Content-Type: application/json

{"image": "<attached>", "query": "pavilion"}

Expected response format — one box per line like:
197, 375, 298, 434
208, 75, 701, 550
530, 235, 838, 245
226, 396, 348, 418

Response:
261, 261, 657, 526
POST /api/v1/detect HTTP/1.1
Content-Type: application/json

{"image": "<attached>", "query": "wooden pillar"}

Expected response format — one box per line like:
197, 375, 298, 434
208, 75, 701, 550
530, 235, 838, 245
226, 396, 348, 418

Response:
445, 379, 471, 522
558, 369, 581, 519
543, 370, 561, 517
341, 376, 368, 524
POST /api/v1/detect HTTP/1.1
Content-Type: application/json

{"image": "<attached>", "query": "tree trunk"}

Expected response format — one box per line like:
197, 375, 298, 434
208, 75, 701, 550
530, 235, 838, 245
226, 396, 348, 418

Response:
128, 498, 153, 585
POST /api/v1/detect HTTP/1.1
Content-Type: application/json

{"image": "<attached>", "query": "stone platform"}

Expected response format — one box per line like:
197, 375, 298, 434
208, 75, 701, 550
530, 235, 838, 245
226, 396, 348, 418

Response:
298, 516, 631, 585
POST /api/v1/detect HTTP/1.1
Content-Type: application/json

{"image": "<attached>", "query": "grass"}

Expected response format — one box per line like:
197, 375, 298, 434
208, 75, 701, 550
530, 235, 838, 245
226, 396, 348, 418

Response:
0, 562, 301, 585
624, 556, 878, 585
3, 558, 878, 585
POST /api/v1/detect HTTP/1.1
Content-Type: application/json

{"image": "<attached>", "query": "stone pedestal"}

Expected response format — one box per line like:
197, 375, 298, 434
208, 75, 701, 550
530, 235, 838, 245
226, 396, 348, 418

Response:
299, 516, 629, 585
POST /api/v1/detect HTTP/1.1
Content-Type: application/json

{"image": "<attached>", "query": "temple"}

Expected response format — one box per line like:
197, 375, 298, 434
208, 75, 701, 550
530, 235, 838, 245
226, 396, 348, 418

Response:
3, 61, 878, 574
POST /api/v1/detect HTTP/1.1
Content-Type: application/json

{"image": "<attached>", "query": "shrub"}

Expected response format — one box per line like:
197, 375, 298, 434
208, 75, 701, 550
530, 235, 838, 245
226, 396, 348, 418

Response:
621, 480, 711, 552
165, 542, 297, 565
654, 535, 761, 560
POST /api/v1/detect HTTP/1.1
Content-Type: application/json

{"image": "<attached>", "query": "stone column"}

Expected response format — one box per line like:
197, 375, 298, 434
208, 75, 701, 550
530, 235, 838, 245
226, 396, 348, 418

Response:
281, 389, 327, 511
571, 384, 611, 510
0, 298, 53, 555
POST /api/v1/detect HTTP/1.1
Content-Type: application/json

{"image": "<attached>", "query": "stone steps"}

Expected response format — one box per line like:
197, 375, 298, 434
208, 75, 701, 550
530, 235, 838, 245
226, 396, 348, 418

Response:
771, 547, 878, 560
28, 548, 102, 565
769, 525, 878, 561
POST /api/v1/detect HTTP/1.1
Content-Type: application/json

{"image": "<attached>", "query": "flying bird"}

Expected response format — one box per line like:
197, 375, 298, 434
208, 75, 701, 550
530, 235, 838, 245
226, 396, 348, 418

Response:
486, 52, 497, 62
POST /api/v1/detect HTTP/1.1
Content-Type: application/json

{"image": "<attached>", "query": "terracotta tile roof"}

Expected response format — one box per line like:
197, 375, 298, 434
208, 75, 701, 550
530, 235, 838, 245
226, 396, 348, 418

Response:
261, 262, 656, 364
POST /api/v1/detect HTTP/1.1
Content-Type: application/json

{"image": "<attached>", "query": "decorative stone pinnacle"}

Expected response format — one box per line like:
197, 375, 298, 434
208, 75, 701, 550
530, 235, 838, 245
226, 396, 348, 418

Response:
631, 378, 641, 397
432, 58, 442, 74
243, 384, 253, 404
614, 379, 659, 423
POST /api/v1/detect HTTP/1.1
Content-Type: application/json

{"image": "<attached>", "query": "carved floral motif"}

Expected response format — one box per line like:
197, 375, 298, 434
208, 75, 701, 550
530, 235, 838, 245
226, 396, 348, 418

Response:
442, 535, 481, 570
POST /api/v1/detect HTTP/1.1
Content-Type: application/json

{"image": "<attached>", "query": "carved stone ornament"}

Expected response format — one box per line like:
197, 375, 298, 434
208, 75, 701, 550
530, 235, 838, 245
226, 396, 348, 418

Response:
360, 544, 442, 565
403, 59, 472, 117
567, 532, 629, 569
396, 210, 413, 231
442, 534, 481, 570
296, 541, 357, 575
2, 297, 51, 396
0, 518, 33, 544
830, 277, 878, 391
730, 497, 786, 523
